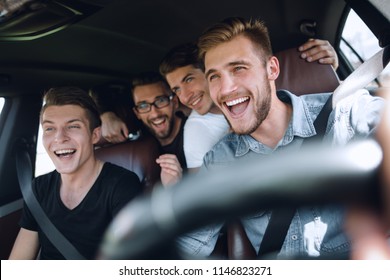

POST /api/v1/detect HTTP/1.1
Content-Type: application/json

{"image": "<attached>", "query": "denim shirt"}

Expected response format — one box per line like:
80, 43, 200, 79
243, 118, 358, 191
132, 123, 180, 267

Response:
177, 89, 384, 259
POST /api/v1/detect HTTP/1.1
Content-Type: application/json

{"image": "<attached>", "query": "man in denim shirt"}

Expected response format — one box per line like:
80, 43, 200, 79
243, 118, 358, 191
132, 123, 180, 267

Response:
176, 17, 384, 259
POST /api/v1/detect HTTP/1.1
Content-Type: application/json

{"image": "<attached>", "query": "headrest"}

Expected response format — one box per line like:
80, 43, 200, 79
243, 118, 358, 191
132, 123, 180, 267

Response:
275, 48, 340, 96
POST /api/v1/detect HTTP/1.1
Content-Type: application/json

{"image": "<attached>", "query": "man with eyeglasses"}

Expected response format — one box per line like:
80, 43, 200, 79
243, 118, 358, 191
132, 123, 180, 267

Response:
131, 71, 187, 187
94, 72, 186, 187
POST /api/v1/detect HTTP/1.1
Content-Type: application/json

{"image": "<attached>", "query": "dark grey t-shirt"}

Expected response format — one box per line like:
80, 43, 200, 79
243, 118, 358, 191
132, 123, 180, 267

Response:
20, 162, 141, 259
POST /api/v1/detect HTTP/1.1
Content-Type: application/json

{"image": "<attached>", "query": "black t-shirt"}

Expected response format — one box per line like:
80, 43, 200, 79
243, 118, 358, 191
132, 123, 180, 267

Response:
20, 162, 141, 259
160, 112, 188, 172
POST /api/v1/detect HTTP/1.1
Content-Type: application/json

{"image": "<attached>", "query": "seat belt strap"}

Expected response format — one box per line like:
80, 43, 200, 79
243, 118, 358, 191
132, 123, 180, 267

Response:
16, 148, 86, 260
333, 45, 390, 107
257, 207, 296, 257
258, 95, 333, 257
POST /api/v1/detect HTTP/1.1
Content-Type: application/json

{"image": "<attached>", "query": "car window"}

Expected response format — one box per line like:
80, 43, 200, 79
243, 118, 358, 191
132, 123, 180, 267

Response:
340, 9, 390, 87
0, 97, 4, 113
35, 108, 55, 177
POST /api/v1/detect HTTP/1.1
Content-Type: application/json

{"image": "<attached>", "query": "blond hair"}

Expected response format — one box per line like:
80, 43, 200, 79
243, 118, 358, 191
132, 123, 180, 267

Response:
198, 17, 272, 65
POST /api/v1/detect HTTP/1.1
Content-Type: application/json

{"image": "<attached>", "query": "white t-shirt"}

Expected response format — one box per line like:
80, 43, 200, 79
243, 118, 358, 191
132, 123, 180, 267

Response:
184, 110, 230, 168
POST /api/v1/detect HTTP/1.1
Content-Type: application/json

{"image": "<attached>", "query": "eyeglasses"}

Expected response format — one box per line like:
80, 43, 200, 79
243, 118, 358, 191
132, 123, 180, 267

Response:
134, 95, 173, 113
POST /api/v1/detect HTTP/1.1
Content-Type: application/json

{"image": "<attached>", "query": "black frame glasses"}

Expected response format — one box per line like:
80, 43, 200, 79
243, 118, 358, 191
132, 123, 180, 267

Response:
134, 95, 173, 113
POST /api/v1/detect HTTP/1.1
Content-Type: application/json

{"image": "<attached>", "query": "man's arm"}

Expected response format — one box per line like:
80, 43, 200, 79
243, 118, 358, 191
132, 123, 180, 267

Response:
9, 228, 40, 260
90, 85, 131, 144
100, 111, 129, 144
298, 38, 339, 70
345, 85, 390, 259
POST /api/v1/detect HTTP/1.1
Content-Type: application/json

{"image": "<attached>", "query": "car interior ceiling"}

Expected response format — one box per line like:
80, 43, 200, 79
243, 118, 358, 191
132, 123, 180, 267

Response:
0, 0, 389, 259
0, 0, 349, 92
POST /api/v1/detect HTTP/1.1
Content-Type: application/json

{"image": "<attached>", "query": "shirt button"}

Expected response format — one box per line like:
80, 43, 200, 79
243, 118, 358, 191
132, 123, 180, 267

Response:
291, 235, 298, 240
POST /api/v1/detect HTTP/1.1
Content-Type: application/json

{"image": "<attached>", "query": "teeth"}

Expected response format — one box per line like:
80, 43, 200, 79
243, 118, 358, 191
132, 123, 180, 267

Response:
152, 118, 164, 125
226, 97, 249, 107
54, 149, 76, 156
191, 97, 201, 106
55, 149, 75, 155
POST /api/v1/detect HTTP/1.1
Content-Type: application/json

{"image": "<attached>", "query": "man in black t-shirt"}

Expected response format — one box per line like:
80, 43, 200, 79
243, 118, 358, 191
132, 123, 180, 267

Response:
9, 87, 142, 259
130, 72, 187, 187
92, 72, 187, 187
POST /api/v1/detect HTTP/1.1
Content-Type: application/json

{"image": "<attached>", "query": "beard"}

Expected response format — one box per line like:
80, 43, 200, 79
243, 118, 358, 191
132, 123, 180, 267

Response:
230, 81, 272, 135
148, 115, 175, 141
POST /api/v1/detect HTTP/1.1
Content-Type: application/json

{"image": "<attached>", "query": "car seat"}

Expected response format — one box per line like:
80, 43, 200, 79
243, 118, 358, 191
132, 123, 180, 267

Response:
94, 134, 161, 193
275, 47, 340, 95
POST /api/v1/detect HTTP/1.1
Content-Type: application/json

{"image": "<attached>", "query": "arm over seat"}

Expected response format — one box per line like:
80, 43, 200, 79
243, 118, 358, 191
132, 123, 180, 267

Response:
95, 135, 161, 193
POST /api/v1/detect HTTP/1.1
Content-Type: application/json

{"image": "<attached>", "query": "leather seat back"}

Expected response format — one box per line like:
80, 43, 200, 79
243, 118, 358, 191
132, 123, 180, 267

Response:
95, 135, 161, 193
275, 47, 340, 95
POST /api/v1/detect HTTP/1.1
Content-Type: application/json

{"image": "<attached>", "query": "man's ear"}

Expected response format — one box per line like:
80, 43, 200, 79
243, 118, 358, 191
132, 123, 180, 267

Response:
268, 56, 280, 81
91, 126, 102, 145
172, 95, 179, 110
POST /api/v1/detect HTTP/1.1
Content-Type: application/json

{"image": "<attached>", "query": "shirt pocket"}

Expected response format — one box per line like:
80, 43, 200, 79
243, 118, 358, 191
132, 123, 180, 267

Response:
310, 207, 351, 255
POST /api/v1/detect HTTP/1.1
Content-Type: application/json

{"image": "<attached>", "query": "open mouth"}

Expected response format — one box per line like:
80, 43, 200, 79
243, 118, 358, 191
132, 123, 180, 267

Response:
225, 97, 250, 115
54, 149, 76, 158
150, 117, 166, 127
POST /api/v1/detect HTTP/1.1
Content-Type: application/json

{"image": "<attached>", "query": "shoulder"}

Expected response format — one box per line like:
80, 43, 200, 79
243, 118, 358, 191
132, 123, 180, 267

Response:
203, 133, 241, 165
184, 112, 212, 135
32, 170, 59, 197
185, 110, 205, 124
300, 92, 332, 109
99, 162, 142, 195
338, 89, 384, 109
33, 170, 57, 184
185, 112, 228, 131
100, 162, 140, 184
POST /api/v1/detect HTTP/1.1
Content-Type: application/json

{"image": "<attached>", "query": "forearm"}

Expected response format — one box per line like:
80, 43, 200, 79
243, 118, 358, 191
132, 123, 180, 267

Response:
9, 228, 40, 260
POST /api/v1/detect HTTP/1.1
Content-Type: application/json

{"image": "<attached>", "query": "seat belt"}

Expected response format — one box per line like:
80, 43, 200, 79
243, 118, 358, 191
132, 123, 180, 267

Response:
258, 44, 390, 258
258, 95, 333, 257
333, 45, 390, 108
15, 148, 86, 260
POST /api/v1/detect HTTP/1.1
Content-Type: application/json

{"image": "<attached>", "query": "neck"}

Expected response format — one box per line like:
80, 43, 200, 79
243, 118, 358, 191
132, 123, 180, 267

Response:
209, 104, 222, 114
61, 158, 103, 190
59, 158, 103, 209
251, 94, 292, 148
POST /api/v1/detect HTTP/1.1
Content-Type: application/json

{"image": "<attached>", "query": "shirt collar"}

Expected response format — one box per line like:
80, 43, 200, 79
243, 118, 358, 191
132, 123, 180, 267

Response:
235, 90, 317, 157
277, 90, 316, 139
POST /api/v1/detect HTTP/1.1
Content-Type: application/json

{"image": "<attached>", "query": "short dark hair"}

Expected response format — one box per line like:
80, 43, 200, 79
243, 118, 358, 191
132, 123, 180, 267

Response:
131, 71, 172, 99
132, 71, 166, 87
159, 42, 204, 77
40, 87, 102, 131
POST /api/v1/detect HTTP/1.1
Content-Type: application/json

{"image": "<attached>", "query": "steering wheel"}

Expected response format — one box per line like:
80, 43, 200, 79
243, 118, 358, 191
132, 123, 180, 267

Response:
98, 139, 382, 259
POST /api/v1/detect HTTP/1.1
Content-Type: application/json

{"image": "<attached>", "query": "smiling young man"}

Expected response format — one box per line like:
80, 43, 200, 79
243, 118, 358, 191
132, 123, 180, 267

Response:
160, 39, 340, 174
131, 72, 187, 186
9, 87, 141, 259
176, 17, 384, 259
160, 43, 230, 173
